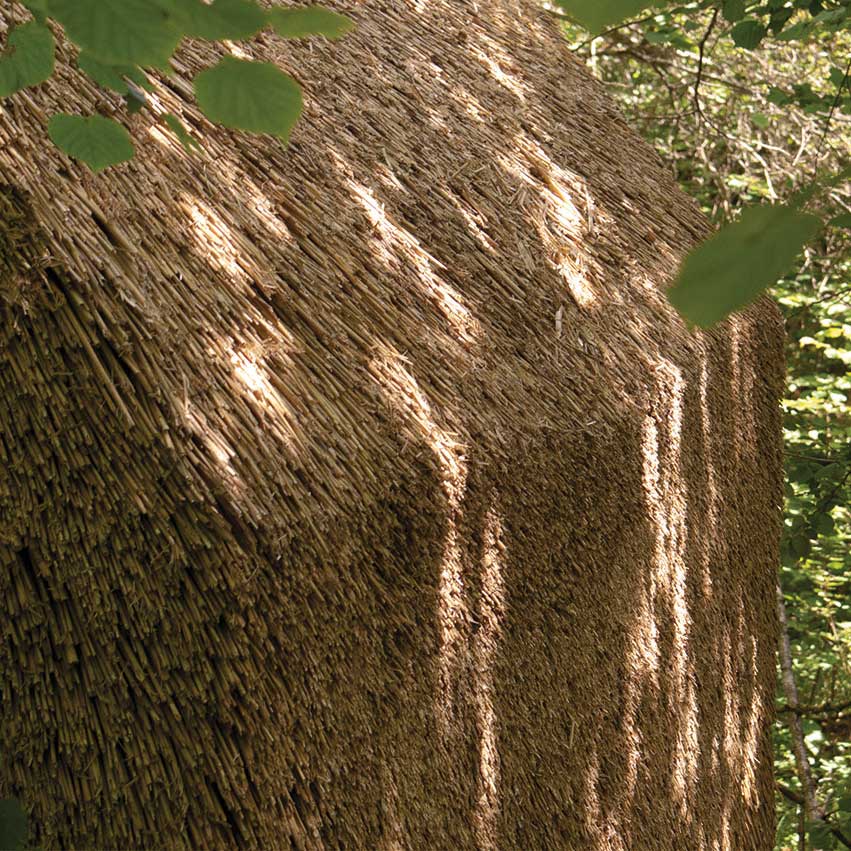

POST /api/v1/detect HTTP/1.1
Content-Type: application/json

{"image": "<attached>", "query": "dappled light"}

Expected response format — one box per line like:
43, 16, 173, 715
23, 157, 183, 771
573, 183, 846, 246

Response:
728, 316, 759, 465
446, 87, 489, 124
472, 502, 507, 851
471, 34, 529, 100
696, 356, 720, 599
344, 171, 482, 347
148, 123, 184, 155
184, 404, 243, 484
496, 133, 600, 309
227, 347, 304, 451
239, 183, 294, 241
180, 195, 258, 283
369, 343, 471, 733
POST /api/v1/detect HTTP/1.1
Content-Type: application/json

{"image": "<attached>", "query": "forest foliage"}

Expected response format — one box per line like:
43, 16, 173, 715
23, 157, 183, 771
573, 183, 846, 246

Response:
557, 3, 851, 848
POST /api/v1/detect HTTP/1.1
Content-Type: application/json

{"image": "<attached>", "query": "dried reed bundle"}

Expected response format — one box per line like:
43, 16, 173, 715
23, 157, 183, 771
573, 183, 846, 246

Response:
0, 0, 782, 847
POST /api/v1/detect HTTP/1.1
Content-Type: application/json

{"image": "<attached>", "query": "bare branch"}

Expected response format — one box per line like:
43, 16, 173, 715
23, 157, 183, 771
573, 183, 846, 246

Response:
777, 584, 821, 822
814, 53, 851, 178
693, 7, 719, 124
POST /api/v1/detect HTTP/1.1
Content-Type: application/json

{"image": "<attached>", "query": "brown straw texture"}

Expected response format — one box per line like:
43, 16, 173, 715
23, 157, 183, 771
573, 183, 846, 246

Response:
0, 0, 783, 848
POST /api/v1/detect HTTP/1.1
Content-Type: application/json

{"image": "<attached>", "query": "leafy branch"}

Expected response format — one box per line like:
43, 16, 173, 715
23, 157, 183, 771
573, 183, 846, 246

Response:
0, 0, 354, 171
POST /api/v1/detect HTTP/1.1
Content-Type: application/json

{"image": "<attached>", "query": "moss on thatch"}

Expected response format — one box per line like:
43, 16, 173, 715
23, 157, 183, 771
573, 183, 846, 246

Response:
0, 0, 783, 848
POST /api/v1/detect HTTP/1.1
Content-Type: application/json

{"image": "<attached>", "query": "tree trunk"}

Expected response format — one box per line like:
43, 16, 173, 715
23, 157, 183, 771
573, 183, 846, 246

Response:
0, 0, 784, 848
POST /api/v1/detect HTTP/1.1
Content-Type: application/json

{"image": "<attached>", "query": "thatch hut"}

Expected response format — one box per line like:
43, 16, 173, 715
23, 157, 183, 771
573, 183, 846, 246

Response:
0, 0, 783, 848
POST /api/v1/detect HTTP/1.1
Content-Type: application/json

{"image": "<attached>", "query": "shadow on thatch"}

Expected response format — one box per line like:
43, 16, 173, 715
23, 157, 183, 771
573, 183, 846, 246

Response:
0, 0, 782, 848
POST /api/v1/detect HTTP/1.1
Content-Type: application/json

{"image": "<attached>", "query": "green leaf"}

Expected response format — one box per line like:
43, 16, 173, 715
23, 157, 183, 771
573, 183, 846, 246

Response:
21, 0, 48, 22
828, 66, 849, 88
125, 89, 147, 113
815, 512, 835, 536
193, 56, 303, 138
0, 21, 55, 97
751, 111, 770, 128
47, 0, 181, 67
268, 6, 355, 39
791, 531, 813, 559
813, 7, 848, 26
668, 204, 822, 328
722, 0, 746, 22
807, 819, 836, 849
776, 20, 812, 41
551, 0, 660, 35
48, 114, 135, 172
829, 213, 851, 228
77, 53, 149, 94
0, 799, 27, 851
731, 19, 767, 49
814, 462, 841, 481
174, 0, 268, 40
819, 163, 851, 190
164, 113, 201, 152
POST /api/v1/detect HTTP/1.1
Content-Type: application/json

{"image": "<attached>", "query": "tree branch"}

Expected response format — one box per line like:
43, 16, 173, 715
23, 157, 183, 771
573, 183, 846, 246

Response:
777, 584, 821, 822
693, 7, 719, 124
814, 53, 851, 178
780, 698, 851, 717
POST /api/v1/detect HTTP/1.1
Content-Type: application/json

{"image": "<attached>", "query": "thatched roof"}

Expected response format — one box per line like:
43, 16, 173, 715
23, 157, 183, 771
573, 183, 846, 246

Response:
0, 0, 783, 848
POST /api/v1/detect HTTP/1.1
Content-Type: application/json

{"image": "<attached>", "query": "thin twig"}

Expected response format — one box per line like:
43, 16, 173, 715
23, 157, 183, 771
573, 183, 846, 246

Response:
780, 698, 851, 716
550, 10, 661, 52
789, 285, 851, 315
782, 450, 843, 464
777, 781, 806, 806
693, 7, 720, 124
813, 53, 851, 179
597, 46, 754, 93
